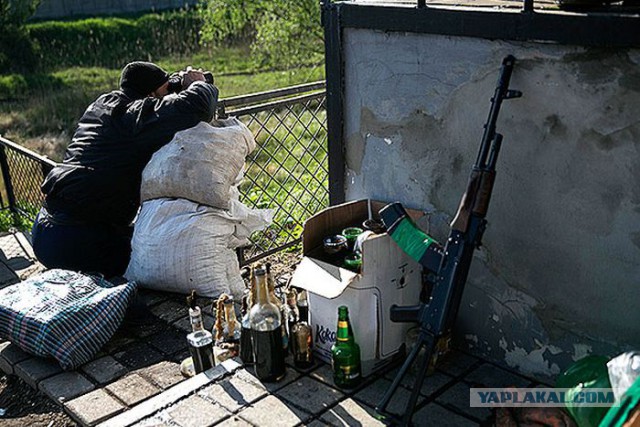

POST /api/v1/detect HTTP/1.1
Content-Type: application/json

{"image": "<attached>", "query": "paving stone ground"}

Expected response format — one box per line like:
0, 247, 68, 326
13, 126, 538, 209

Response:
0, 231, 544, 426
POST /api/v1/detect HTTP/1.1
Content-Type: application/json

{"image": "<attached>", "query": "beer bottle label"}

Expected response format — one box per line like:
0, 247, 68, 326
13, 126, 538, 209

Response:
337, 321, 349, 341
340, 364, 361, 380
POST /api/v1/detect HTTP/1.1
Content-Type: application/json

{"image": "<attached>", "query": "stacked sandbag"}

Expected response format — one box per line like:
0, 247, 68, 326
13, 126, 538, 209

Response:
125, 118, 273, 299
140, 120, 255, 209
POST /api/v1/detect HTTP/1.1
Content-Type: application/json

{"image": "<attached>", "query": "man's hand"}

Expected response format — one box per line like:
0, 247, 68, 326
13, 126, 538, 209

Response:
180, 66, 206, 90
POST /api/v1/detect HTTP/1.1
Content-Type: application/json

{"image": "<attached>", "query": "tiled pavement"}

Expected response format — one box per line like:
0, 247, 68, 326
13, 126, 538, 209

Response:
0, 231, 548, 426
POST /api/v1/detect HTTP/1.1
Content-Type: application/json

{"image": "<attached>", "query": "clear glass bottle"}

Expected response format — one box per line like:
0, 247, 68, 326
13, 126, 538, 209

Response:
213, 295, 241, 364
291, 296, 313, 369
250, 267, 286, 382
331, 305, 361, 389
297, 290, 309, 325
265, 263, 282, 309
222, 297, 241, 342
266, 262, 288, 352
186, 291, 214, 374
285, 288, 300, 355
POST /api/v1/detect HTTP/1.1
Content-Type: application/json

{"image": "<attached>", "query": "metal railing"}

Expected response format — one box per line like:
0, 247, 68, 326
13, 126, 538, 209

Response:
0, 136, 56, 220
0, 81, 328, 265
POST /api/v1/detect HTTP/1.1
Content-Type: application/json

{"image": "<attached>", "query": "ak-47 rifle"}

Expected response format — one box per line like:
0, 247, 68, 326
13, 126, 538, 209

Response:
375, 55, 522, 426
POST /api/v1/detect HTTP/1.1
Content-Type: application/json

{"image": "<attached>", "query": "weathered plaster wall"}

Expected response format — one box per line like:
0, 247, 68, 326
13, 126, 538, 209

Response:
343, 29, 640, 379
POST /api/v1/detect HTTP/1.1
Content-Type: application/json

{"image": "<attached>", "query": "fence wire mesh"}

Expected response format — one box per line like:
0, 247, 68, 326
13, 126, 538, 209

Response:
0, 138, 55, 221
0, 83, 328, 265
227, 90, 328, 265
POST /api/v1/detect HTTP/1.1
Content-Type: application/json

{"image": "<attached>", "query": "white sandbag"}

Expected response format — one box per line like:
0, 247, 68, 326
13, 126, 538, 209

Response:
140, 118, 256, 210
125, 198, 273, 299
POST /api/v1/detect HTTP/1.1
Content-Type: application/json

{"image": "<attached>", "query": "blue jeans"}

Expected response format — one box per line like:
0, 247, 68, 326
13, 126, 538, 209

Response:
31, 208, 133, 279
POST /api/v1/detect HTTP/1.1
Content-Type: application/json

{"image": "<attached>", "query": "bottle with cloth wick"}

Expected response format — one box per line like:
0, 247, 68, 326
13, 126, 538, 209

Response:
266, 262, 288, 352
240, 266, 257, 365
288, 288, 314, 369
183, 290, 214, 375
250, 266, 286, 382
213, 294, 241, 364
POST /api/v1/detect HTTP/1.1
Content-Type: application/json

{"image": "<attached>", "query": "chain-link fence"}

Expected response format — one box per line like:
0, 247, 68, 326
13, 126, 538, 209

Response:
219, 82, 328, 264
0, 136, 55, 221
0, 81, 328, 265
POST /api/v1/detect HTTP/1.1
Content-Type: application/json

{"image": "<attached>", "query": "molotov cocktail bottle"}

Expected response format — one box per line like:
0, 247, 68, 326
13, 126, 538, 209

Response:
249, 267, 286, 382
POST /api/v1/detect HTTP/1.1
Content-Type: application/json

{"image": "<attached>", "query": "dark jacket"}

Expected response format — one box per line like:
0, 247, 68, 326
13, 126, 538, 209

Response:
42, 81, 218, 226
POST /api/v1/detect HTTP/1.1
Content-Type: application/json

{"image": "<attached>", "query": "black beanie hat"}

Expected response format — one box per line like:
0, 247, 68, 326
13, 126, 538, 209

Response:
119, 61, 169, 98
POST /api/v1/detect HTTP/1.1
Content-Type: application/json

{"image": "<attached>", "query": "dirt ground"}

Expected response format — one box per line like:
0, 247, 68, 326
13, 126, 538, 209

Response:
0, 374, 77, 426
0, 250, 302, 427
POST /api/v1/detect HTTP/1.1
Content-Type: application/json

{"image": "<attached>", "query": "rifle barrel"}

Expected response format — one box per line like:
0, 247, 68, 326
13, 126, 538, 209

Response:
475, 55, 517, 168
487, 133, 503, 170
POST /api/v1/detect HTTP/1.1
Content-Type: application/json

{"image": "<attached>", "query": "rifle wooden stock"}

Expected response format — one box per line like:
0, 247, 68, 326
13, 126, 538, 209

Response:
450, 169, 481, 232
450, 168, 497, 233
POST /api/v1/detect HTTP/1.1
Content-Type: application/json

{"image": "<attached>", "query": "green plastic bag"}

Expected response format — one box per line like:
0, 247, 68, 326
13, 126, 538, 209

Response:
556, 355, 612, 427
599, 375, 640, 427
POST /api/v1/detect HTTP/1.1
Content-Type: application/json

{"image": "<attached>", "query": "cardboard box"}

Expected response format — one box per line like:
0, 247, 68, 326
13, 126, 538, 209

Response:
290, 199, 423, 377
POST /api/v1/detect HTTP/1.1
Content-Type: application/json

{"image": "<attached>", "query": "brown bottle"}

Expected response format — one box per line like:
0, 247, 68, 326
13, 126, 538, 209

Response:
291, 300, 313, 369
285, 288, 300, 354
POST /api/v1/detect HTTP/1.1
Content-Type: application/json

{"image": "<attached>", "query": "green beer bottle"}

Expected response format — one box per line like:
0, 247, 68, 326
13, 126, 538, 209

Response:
331, 306, 362, 389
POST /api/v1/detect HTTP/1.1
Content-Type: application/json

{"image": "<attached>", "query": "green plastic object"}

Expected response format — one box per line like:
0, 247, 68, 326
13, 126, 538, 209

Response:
388, 217, 437, 263
556, 355, 612, 427
599, 376, 640, 427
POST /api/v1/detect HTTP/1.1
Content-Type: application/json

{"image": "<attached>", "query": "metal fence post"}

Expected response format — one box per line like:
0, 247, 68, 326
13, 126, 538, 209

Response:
0, 145, 17, 214
323, 1, 346, 206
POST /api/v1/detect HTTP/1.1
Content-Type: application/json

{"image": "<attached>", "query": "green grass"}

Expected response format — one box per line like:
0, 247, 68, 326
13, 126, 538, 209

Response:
0, 208, 35, 233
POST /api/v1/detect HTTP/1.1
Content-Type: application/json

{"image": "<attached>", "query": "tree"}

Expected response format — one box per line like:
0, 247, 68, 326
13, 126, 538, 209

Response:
0, 0, 41, 72
199, 0, 324, 70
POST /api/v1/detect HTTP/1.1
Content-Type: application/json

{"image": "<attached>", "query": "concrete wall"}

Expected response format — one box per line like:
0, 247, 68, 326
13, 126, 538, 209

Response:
342, 29, 640, 379
33, 0, 199, 19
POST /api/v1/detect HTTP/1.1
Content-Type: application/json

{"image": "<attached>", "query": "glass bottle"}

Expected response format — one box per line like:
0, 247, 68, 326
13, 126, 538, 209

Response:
266, 262, 288, 352
290, 293, 313, 369
297, 290, 309, 325
225, 299, 241, 340
265, 263, 281, 308
186, 291, 215, 374
285, 288, 300, 354
250, 267, 286, 382
331, 305, 362, 389
213, 295, 241, 364
240, 269, 256, 365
